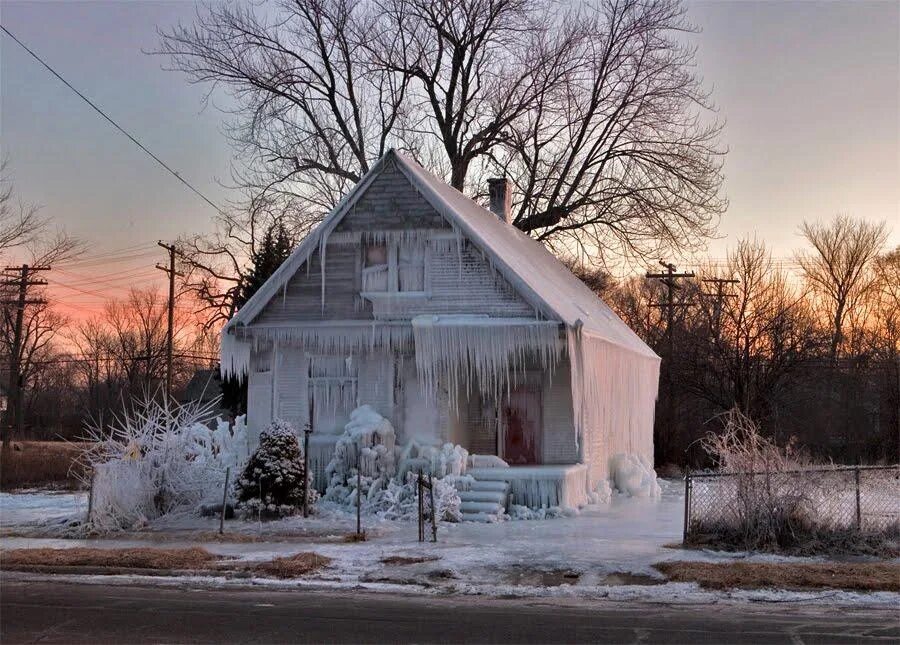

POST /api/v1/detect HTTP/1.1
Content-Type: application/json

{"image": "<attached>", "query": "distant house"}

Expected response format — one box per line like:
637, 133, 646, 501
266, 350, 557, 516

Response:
179, 369, 226, 416
221, 150, 660, 510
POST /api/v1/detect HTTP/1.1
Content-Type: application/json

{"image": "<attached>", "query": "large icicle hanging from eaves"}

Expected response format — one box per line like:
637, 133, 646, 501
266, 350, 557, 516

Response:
229, 322, 414, 360
566, 323, 661, 480
411, 315, 562, 402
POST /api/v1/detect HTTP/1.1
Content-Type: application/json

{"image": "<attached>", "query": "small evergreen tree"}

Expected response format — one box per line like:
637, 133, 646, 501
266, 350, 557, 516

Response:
221, 222, 295, 415
235, 419, 316, 517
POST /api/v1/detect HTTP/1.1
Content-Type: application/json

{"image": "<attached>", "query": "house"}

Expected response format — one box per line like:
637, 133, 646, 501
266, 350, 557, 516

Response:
221, 150, 660, 510
179, 368, 228, 418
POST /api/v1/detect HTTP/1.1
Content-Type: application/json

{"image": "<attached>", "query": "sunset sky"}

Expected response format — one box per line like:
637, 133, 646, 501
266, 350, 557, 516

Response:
1, 0, 898, 320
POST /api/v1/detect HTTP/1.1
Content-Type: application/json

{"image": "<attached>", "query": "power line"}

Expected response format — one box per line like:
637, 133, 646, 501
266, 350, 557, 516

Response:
0, 24, 226, 216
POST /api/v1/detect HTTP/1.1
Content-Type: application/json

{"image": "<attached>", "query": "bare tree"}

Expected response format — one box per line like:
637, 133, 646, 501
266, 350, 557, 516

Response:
157, 0, 725, 325
497, 0, 724, 259
796, 215, 888, 359
688, 239, 816, 416
0, 159, 44, 259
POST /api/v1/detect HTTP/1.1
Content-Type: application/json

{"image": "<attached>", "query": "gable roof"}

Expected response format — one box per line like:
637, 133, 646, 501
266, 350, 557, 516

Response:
226, 149, 657, 360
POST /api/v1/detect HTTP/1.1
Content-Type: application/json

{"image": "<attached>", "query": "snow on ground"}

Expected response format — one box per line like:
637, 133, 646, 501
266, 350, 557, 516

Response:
1, 490, 87, 528
1, 481, 897, 608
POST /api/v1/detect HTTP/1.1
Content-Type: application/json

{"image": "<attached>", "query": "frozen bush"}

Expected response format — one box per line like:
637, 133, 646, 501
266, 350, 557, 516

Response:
80, 395, 248, 532
235, 419, 316, 518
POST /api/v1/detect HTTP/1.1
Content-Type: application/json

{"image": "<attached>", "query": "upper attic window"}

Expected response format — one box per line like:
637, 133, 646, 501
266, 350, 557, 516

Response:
361, 240, 427, 296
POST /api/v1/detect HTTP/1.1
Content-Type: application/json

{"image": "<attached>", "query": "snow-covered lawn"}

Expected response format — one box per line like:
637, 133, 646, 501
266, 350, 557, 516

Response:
1, 489, 88, 528
2, 481, 897, 608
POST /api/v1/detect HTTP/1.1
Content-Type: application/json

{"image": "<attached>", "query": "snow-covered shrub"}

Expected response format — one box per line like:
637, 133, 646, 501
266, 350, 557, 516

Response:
235, 419, 316, 518
81, 395, 248, 532
609, 453, 661, 498
690, 408, 886, 555
322, 406, 464, 522
324, 405, 397, 506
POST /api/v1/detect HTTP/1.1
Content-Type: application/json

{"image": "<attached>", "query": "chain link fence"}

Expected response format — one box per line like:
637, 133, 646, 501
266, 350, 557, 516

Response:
684, 465, 900, 544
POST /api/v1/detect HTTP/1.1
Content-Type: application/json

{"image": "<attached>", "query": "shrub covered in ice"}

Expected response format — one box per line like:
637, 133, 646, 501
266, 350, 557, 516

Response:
323, 405, 397, 506
323, 406, 464, 521
609, 453, 662, 498
235, 419, 316, 518
80, 395, 249, 532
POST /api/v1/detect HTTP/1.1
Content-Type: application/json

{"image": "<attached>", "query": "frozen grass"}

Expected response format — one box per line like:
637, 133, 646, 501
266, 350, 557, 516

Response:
1, 546, 218, 570
251, 552, 332, 578
654, 561, 900, 592
0, 442, 90, 490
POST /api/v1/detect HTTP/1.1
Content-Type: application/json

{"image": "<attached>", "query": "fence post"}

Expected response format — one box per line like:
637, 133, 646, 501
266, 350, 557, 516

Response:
417, 470, 424, 542
429, 474, 437, 543
356, 453, 362, 538
682, 469, 691, 544
87, 469, 96, 524
219, 467, 230, 535
302, 424, 312, 518
854, 466, 862, 531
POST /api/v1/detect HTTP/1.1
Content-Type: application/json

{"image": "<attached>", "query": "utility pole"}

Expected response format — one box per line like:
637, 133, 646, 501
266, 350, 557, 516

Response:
645, 261, 695, 460
1, 264, 50, 444
700, 277, 739, 335
156, 242, 183, 400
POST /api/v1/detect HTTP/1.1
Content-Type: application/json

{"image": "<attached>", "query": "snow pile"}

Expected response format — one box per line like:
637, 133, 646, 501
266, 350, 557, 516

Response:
508, 504, 578, 520
588, 479, 613, 505
235, 419, 316, 518
83, 397, 249, 531
468, 454, 508, 469
609, 453, 661, 499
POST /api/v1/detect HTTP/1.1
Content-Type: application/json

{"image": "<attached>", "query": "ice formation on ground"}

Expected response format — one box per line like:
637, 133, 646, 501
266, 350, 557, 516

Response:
609, 453, 662, 499
82, 397, 250, 531
322, 406, 466, 521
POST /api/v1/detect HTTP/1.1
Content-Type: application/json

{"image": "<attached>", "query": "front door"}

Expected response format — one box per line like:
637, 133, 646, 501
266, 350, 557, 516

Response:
502, 385, 541, 465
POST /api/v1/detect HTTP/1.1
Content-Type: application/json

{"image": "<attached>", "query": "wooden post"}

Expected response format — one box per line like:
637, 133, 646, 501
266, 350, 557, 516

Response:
429, 474, 437, 542
854, 466, 862, 531
356, 452, 362, 538
302, 424, 311, 518
417, 470, 424, 542
87, 469, 96, 524
682, 469, 691, 544
219, 467, 230, 535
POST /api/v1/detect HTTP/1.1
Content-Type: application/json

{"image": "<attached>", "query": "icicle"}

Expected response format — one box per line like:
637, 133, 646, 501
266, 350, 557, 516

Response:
567, 326, 660, 486
411, 315, 561, 406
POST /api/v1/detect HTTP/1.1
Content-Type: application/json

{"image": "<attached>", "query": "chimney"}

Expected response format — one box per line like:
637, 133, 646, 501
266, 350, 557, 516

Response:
487, 177, 513, 225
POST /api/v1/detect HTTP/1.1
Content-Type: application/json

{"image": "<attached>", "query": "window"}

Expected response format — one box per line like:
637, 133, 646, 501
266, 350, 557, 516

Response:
308, 355, 357, 433
362, 243, 389, 292
361, 241, 427, 295
398, 242, 425, 292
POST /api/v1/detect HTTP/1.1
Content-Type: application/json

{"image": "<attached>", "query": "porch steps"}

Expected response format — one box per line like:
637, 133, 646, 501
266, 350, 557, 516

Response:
458, 478, 510, 522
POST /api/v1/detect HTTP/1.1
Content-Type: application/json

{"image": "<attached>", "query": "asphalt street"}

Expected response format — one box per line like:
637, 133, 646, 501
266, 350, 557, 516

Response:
1, 578, 898, 644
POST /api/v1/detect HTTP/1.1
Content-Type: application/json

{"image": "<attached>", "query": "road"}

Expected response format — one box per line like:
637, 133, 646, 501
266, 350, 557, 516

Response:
1, 579, 897, 644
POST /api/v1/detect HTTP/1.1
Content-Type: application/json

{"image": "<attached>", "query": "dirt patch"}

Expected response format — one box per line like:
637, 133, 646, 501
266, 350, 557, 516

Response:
1, 441, 91, 490
654, 560, 900, 592
343, 532, 368, 543
501, 566, 581, 587
251, 552, 332, 578
1, 546, 218, 570
380, 555, 441, 566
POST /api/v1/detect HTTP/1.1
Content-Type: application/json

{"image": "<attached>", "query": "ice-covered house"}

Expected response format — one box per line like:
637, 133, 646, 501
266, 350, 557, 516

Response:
221, 150, 660, 515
